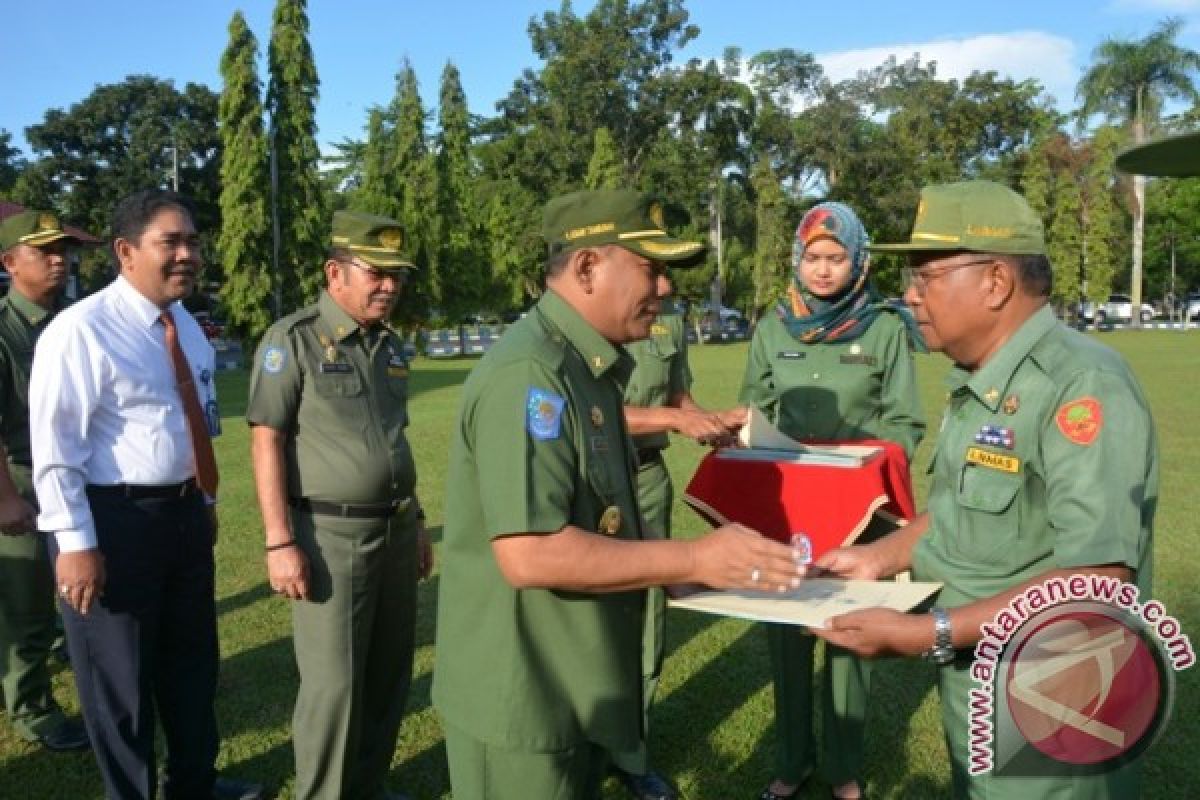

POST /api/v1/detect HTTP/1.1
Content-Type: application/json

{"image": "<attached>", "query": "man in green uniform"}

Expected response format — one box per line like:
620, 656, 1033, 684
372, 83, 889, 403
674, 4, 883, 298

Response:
247, 211, 433, 800
0, 210, 90, 752
810, 181, 1157, 799
433, 188, 808, 800
614, 309, 746, 800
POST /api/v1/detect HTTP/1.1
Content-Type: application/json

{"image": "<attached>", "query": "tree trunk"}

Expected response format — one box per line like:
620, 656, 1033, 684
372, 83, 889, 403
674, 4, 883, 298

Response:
1130, 99, 1145, 329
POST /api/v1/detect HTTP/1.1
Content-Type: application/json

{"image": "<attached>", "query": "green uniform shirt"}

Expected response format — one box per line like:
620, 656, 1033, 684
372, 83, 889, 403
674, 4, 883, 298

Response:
623, 311, 691, 451
0, 290, 60, 467
738, 311, 925, 458
245, 290, 416, 504
913, 306, 1158, 609
433, 289, 644, 753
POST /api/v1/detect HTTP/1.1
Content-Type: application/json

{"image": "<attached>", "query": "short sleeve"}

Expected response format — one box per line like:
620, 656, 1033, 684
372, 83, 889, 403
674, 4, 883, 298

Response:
876, 317, 926, 459
466, 360, 578, 539
1044, 369, 1153, 572
245, 325, 303, 431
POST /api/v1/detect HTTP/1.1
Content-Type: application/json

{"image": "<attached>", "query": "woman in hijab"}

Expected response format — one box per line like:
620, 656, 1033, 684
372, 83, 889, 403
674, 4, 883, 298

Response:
739, 202, 925, 800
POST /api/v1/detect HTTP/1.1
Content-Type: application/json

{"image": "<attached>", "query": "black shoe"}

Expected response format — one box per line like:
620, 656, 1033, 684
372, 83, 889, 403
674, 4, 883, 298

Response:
212, 777, 265, 800
34, 720, 89, 752
615, 768, 678, 800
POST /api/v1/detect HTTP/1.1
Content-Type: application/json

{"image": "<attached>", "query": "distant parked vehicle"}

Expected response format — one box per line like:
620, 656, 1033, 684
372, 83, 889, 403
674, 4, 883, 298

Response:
1078, 294, 1155, 325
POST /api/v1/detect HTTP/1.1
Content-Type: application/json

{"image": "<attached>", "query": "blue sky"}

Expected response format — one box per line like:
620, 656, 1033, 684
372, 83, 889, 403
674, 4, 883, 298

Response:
2, 0, 1198, 156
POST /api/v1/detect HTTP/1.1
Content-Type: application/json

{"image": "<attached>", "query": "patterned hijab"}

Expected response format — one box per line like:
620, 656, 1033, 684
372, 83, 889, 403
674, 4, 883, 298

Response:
777, 202, 924, 351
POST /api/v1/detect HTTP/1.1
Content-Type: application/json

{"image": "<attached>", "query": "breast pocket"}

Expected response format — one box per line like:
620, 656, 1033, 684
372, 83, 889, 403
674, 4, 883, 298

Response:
313, 371, 364, 400
950, 464, 1022, 565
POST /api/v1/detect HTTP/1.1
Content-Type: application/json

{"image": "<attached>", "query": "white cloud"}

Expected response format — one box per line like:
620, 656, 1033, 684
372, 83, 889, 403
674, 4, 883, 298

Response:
1107, 0, 1200, 12
817, 31, 1078, 107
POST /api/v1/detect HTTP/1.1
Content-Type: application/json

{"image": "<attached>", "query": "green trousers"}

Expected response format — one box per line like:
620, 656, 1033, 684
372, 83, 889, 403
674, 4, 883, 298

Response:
0, 472, 66, 741
609, 457, 671, 777
290, 507, 418, 800
938, 659, 1142, 799
768, 626, 871, 786
444, 721, 610, 800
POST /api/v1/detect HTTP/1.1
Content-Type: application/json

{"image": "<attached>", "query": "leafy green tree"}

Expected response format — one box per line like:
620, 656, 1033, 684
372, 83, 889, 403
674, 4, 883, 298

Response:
386, 62, 435, 324
22, 76, 220, 239
267, 0, 326, 311
1077, 16, 1200, 325
0, 130, 24, 196
217, 11, 273, 344
585, 127, 625, 189
433, 61, 486, 320
1023, 130, 1124, 309
356, 108, 396, 216
749, 159, 790, 315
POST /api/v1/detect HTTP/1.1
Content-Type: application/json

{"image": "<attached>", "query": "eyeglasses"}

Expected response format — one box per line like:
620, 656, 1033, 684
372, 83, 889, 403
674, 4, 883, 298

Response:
902, 258, 995, 296
343, 259, 409, 284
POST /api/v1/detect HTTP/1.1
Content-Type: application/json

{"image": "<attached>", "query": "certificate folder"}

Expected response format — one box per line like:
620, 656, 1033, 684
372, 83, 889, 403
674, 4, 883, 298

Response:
668, 578, 942, 628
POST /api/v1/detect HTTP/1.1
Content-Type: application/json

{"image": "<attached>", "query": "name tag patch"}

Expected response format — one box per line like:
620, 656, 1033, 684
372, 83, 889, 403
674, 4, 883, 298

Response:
965, 446, 1020, 474
319, 362, 354, 374
388, 366, 409, 378
777, 351, 806, 360
526, 387, 566, 441
839, 354, 878, 366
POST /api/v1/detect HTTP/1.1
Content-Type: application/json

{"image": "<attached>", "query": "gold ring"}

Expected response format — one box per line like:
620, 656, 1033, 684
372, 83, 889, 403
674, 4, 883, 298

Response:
59, 584, 70, 595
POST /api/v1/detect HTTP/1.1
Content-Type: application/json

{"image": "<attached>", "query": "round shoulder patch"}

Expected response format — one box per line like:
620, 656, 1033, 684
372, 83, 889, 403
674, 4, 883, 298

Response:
1055, 396, 1102, 446
262, 345, 286, 374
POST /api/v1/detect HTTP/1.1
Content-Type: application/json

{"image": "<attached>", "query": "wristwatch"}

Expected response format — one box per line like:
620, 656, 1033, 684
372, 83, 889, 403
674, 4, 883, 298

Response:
923, 607, 956, 665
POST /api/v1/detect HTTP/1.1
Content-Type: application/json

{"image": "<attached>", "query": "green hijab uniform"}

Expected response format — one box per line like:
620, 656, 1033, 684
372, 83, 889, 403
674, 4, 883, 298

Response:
739, 203, 925, 796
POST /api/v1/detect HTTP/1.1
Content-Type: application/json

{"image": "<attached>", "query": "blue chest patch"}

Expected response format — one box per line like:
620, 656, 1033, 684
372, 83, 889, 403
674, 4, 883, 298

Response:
526, 387, 566, 441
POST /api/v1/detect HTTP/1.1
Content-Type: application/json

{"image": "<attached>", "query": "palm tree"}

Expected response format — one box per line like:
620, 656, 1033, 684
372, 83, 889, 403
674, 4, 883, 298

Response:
1077, 17, 1200, 326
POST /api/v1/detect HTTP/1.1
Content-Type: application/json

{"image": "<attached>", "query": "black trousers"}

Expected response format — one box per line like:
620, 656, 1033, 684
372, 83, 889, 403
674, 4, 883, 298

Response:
50, 488, 219, 800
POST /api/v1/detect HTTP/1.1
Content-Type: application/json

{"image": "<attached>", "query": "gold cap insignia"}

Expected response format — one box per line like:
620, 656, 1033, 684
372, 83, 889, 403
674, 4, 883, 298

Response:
598, 506, 622, 535
37, 212, 58, 232
1003, 394, 1020, 415
590, 406, 604, 427
649, 202, 665, 230
378, 228, 403, 251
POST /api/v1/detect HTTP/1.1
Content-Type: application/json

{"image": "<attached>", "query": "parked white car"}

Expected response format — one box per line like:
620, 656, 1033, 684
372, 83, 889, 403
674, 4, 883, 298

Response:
1078, 293, 1156, 325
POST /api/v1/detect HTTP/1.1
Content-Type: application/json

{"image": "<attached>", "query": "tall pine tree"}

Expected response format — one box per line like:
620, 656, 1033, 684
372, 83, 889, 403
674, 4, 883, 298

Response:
267, 0, 325, 312
388, 62, 435, 320
434, 61, 483, 320
217, 12, 273, 343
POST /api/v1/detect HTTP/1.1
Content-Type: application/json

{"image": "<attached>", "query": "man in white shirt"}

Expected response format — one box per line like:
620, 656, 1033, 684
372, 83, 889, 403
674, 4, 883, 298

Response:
30, 190, 261, 800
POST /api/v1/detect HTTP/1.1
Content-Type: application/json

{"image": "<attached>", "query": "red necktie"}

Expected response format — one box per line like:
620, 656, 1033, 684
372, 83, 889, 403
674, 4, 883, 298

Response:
161, 310, 219, 498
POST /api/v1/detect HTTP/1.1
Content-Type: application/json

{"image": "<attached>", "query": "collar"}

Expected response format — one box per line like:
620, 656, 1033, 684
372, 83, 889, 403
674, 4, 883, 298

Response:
113, 275, 185, 329
4, 288, 59, 327
536, 289, 630, 379
317, 291, 363, 343
947, 304, 1059, 411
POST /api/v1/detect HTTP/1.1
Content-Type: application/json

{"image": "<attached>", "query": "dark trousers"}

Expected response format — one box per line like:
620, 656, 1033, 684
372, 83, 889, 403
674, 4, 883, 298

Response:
49, 488, 219, 800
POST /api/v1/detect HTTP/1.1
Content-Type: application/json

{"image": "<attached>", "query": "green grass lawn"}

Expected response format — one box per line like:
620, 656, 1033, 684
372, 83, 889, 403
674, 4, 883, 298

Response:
2, 330, 1197, 798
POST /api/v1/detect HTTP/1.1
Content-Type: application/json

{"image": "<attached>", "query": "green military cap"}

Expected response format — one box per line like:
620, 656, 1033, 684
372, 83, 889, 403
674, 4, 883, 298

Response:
871, 180, 1045, 256
331, 210, 415, 269
0, 210, 81, 252
1116, 131, 1200, 177
542, 188, 706, 267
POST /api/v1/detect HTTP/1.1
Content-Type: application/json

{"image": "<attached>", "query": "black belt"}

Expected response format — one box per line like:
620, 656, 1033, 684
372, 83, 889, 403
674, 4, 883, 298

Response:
636, 448, 664, 468
289, 496, 412, 519
87, 478, 199, 500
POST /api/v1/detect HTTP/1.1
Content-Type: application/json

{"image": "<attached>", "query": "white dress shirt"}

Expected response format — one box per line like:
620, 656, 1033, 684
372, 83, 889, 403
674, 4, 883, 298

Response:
30, 275, 217, 552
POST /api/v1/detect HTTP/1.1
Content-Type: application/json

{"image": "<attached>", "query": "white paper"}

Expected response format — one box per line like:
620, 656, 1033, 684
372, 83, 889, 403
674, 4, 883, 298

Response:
729, 407, 881, 466
668, 578, 942, 628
